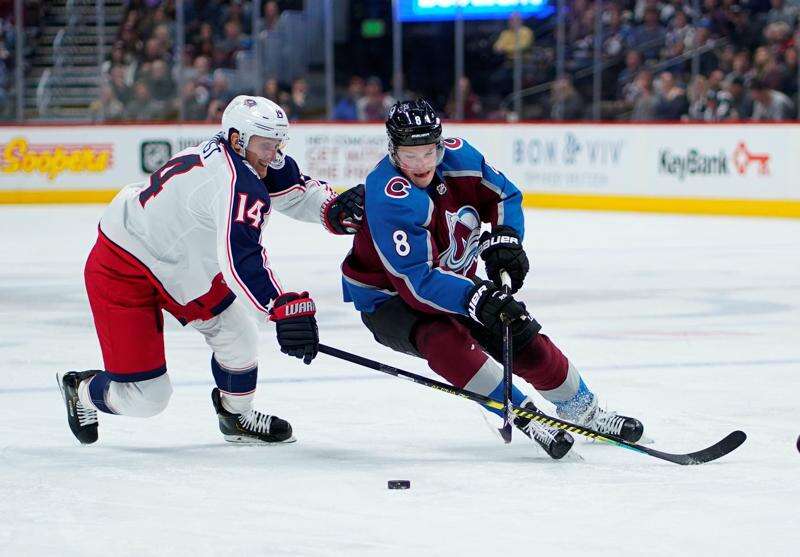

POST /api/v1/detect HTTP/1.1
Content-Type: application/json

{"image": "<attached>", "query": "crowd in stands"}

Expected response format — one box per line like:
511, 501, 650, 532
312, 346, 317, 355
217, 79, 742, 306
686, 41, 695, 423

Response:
90, 0, 800, 122
0, 1, 43, 119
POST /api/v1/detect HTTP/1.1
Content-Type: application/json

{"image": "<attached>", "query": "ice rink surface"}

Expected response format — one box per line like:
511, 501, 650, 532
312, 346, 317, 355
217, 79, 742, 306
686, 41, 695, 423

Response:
1, 205, 798, 556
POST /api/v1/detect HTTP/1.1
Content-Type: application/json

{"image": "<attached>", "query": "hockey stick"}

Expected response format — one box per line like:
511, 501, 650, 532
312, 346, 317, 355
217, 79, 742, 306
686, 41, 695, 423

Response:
499, 270, 513, 443
317, 343, 747, 465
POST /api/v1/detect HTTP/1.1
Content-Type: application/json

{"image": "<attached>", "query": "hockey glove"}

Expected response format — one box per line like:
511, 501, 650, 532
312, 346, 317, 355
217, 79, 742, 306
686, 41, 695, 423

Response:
322, 183, 364, 235
269, 292, 319, 364
478, 226, 529, 294
467, 281, 540, 348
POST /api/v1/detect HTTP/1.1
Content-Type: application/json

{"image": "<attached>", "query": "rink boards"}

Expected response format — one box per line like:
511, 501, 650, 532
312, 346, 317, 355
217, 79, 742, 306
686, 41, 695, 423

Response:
1, 121, 798, 217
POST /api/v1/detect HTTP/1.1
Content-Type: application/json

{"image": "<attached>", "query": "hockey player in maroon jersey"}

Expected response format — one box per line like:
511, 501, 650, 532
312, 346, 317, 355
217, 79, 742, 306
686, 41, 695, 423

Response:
341, 99, 643, 458
57, 95, 364, 445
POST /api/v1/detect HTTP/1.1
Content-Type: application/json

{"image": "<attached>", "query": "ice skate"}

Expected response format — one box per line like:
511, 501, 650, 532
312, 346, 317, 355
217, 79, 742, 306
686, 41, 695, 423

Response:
212, 388, 295, 444
555, 382, 644, 443
56, 370, 99, 445
514, 401, 575, 459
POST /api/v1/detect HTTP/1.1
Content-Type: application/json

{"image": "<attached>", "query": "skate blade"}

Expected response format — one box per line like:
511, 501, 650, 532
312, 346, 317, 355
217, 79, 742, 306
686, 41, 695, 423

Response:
223, 434, 297, 444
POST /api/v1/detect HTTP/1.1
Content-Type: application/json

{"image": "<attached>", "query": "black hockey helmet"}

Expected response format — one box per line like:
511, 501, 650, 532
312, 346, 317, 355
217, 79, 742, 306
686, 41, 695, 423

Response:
386, 99, 444, 167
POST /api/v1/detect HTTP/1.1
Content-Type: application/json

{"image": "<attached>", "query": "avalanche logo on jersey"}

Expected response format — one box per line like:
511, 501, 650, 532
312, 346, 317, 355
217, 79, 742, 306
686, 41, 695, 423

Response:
441, 206, 481, 272
443, 137, 463, 150
385, 176, 412, 198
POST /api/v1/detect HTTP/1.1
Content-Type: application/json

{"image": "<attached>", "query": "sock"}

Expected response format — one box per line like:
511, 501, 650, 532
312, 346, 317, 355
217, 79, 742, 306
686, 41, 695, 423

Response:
211, 354, 257, 414
464, 358, 527, 417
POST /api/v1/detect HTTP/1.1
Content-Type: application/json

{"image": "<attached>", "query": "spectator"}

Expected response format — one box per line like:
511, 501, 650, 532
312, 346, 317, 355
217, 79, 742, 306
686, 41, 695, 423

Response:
490, 12, 535, 90
209, 69, 234, 105
206, 97, 226, 122
446, 76, 484, 120
357, 76, 394, 121
263, 1, 281, 32
549, 75, 584, 120
631, 70, 659, 120
716, 76, 754, 120
717, 44, 737, 74
217, 20, 247, 69
262, 77, 281, 103
766, 0, 797, 27
686, 75, 710, 120
664, 9, 694, 59
617, 50, 643, 97
628, 7, 666, 61
493, 12, 534, 60
691, 25, 720, 75
125, 81, 166, 121
726, 5, 760, 51
706, 69, 726, 93
88, 84, 125, 122
654, 71, 689, 120
750, 77, 795, 120
726, 50, 755, 86
178, 80, 210, 121
102, 42, 134, 77
146, 59, 176, 103
288, 77, 309, 120
109, 65, 133, 105
333, 76, 364, 121
278, 90, 293, 119
779, 47, 798, 97
752, 46, 785, 90
602, 5, 631, 58
190, 22, 215, 57
187, 55, 213, 91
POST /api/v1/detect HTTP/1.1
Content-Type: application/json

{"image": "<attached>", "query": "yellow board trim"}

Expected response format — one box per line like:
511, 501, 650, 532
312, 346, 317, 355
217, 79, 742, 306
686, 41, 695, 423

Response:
522, 192, 800, 218
2, 189, 800, 218
0, 189, 120, 204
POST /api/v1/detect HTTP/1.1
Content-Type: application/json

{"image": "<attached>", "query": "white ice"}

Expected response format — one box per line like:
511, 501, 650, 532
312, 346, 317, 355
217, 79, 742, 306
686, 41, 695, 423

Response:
1, 205, 798, 557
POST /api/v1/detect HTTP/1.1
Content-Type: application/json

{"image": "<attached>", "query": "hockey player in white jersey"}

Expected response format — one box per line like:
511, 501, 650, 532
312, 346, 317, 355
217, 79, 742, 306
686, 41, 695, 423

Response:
57, 95, 364, 445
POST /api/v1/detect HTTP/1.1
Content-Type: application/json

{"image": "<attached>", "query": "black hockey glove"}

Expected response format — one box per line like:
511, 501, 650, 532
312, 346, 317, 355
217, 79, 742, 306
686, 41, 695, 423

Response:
269, 292, 319, 364
322, 183, 364, 235
478, 226, 529, 294
467, 281, 541, 348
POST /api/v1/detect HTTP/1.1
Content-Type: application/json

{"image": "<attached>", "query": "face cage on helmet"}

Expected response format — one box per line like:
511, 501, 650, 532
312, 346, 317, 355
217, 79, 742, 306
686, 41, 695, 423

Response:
388, 138, 445, 170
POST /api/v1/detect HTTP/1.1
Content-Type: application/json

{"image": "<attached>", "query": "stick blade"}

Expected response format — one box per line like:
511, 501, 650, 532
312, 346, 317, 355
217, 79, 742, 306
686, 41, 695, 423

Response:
641, 430, 747, 465
500, 423, 512, 444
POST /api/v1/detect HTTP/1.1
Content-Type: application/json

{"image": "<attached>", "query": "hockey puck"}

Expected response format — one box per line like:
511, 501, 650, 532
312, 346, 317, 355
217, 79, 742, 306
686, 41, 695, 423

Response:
387, 480, 411, 490
797, 435, 800, 453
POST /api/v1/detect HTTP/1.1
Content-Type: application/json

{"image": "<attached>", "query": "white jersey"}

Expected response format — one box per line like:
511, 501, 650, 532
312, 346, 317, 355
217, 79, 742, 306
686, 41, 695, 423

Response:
99, 133, 335, 318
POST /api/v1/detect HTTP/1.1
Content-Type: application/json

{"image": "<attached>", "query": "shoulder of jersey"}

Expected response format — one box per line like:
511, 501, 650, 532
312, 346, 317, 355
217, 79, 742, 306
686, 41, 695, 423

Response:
365, 157, 424, 208
441, 136, 483, 168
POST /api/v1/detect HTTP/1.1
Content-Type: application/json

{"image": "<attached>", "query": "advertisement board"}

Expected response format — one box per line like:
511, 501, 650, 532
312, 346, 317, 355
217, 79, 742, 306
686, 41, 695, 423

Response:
1, 122, 798, 217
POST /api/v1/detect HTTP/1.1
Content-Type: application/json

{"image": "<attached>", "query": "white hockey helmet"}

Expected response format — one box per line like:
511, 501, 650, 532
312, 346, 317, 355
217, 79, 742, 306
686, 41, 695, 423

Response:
221, 95, 289, 156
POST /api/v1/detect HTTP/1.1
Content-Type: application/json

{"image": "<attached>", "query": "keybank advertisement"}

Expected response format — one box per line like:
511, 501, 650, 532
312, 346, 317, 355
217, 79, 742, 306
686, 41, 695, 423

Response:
1, 123, 797, 201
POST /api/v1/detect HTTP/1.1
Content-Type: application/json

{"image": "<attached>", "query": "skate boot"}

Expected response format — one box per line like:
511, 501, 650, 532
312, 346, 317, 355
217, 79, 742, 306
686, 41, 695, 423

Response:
212, 388, 295, 444
555, 380, 644, 443
514, 401, 574, 459
57, 370, 99, 445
